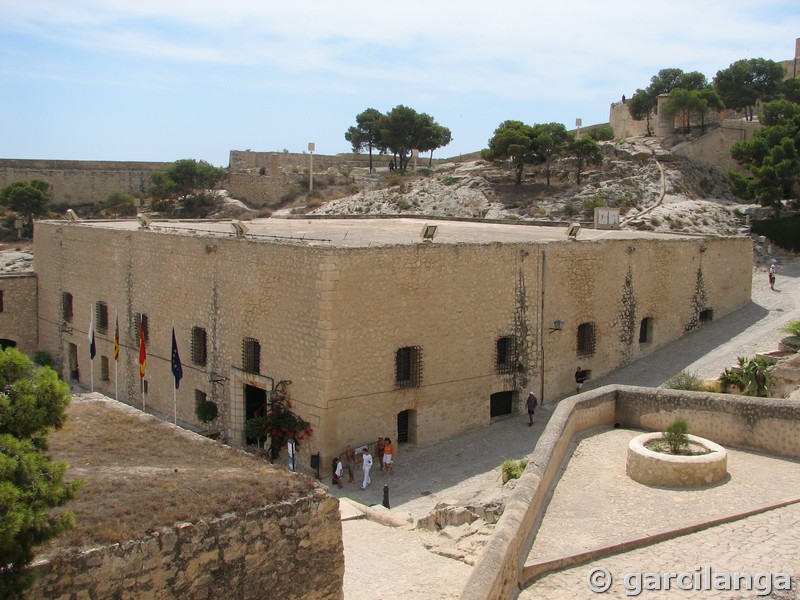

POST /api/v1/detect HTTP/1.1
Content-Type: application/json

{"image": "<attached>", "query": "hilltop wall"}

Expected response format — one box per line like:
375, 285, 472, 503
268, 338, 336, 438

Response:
0, 159, 170, 206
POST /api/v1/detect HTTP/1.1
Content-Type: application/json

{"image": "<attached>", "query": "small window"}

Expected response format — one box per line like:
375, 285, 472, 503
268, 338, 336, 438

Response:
395, 346, 422, 389
62, 292, 73, 322
496, 336, 517, 374
191, 326, 208, 366
242, 337, 261, 373
195, 389, 207, 405
699, 309, 713, 324
100, 356, 110, 381
639, 317, 653, 344
577, 322, 596, 357
134, 313, 150, 345
96, 301, 109, 333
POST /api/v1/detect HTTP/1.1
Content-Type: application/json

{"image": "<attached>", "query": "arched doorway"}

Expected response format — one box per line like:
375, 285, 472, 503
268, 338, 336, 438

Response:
490, 391, 514, 418
0, 339, 17, 350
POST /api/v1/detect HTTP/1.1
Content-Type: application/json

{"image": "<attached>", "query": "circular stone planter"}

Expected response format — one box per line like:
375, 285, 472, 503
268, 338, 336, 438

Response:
626, 433, 727, 488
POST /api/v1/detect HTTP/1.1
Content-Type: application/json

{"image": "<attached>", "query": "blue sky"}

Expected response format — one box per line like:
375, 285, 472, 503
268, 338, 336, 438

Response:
1, 1, 799, 167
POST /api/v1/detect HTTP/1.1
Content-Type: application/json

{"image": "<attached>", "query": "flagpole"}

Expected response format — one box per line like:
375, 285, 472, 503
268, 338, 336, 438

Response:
114, 310, 119, 401
173, 321, 177, 424
142, 378, 146, 413
88, 304, 95, 393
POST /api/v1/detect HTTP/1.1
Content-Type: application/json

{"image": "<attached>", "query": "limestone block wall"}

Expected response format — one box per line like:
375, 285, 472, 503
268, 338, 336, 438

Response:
28, 490, 344, 600
672, 119, 764, 173
0, 273, 38, 355
541, 236, 751, 399
33, 222, 751, 475
0, 159, 170, 206
34, 222, 329, 459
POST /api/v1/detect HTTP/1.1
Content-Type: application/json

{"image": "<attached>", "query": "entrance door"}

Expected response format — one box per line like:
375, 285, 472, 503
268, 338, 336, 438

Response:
244, 385, 267, 445
68, 343, 79, 380
490, 391, 513, 418
0, 339, 16, 350
397, 409, 417, 444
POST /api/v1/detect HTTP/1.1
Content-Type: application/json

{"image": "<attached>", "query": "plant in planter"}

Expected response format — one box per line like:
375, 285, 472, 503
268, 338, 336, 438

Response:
195, 399, 218, 423
779, 320, 800, 353
663, 418, 689, 454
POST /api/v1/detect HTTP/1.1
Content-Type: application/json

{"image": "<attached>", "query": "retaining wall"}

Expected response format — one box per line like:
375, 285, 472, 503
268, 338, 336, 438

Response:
28, 490, 344, 600
461, 385, 800, 599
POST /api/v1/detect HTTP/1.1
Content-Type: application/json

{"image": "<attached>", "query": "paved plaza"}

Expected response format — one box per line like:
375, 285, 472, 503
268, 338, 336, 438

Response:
335, 257, 800, 600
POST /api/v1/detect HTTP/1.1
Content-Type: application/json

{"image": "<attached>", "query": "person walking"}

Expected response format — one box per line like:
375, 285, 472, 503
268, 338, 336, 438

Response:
332, 457, 343, 488
382, 437, 394, 474
344, 444, 356, 483
769, 262, 777, 290
360, 447, 373, 489
575, 367, 588, 393
525, 390, 538, 426
375, 436, 386, 471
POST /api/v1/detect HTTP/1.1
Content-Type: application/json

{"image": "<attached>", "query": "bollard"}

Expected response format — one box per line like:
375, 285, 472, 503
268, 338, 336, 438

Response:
382, 485, 390, 509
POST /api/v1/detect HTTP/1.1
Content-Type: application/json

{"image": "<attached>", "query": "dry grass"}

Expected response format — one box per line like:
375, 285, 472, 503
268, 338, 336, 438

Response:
41, 396, 315, 556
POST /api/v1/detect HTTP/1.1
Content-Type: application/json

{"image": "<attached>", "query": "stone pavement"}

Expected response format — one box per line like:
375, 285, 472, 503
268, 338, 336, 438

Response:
521, 428, 800, 598
334, 256, 800, 600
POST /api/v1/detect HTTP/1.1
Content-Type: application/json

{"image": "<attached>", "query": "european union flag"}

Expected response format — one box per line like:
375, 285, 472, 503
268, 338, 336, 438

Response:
171, 328, 183, 389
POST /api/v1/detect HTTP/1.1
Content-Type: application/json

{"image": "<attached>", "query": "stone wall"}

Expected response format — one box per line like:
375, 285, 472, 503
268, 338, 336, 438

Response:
461, 385, 800, 600
671, 119, 764, 173
32, 221, 751, 475
0, 159, 170, 206
28, 489, 343, 600
0, 273, 38, 354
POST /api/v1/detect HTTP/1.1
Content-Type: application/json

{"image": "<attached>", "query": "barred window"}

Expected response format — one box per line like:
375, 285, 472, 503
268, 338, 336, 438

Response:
134, 313, 149, 345
577, 322, 596, 357
496, 336, 517, 374
62, 292, 73, 322
396, 346, 422, 389
191, 326, 208, 366
242, 337, 260, 373
95, 301, 109, 333
100, 356, 110, 381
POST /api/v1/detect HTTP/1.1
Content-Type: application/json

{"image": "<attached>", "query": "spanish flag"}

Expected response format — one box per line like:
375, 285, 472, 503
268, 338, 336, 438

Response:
113, 311, 120, 362
138, 321, 147, 379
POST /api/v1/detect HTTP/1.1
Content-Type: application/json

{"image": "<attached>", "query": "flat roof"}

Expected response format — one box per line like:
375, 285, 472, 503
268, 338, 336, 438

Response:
41, 216, 715, 248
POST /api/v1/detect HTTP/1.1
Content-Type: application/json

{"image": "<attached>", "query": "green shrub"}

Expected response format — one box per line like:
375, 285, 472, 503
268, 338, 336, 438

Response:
650, 216, 662, 227
33, 350, 55, 367
563, 200, 578, 216
751, 216, 800, 252
780, 321, 800, 337
581, 196, 606, 216
663, 370, 706, 391
587, 127, 614, 141
442, 176, 461, 186
196, 400, 218, 423
501, 459, 528, 483
663, 418, 689, 454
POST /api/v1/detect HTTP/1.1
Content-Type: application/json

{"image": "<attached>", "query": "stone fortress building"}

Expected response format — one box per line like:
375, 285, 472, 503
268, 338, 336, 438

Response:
27, 216, 751, 469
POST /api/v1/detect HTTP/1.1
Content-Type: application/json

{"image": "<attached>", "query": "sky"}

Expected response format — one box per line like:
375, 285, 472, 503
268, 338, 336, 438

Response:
1, 1, 799, 167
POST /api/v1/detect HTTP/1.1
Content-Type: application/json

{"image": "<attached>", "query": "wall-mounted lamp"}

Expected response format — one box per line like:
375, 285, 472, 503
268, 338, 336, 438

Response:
548, 319, 564, 334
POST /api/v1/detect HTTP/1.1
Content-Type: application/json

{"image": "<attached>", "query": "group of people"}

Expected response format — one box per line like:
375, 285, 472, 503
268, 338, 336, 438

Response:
332, 436, 394, 490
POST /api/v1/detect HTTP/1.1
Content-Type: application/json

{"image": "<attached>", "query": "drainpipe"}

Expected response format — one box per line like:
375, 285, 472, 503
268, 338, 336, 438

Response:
540, 250, 546, 403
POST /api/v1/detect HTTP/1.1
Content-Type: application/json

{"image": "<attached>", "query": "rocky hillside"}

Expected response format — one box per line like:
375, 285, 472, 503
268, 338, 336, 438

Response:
300, 136, 761, 238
